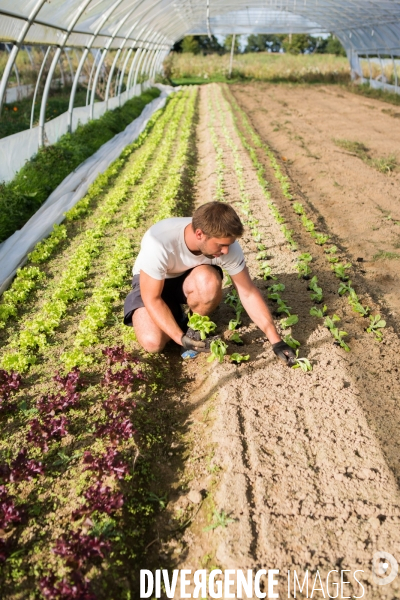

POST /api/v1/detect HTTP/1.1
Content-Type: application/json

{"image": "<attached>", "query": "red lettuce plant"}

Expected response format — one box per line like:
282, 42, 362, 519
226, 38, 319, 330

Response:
96, 415, 135, 445
74, 482, 124, 518
0, 448, 44, 483
102, 345, 140, 366
0, 485, 21, 529
0, 369, 21, 412
53, 531, 111, 568
39, 572, 96, 600
27, 416, 69, 452
82, 447, 128, 480
102, 366, 145, 392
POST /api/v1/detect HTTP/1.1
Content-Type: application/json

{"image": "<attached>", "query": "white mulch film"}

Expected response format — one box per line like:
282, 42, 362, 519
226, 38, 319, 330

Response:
0, 83, 177, 294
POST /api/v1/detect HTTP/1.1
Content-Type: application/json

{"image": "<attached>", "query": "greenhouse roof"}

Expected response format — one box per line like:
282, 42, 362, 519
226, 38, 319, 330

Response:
0, 0, 400, 55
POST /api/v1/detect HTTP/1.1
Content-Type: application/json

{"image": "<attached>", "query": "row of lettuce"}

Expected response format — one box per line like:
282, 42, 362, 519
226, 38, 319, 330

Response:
0, 88, 197, 598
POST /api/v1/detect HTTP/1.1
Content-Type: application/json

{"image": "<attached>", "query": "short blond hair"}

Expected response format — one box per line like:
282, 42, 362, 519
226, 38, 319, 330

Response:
192, 202, 244, 238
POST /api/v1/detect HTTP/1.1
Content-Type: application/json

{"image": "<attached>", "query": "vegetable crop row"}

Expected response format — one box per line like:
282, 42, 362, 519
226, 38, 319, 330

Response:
0, 92, 189, 372
224, 87, 385, 343
0, 95, 177, 331
207, 95, 225, 201
61, 89, 195, 370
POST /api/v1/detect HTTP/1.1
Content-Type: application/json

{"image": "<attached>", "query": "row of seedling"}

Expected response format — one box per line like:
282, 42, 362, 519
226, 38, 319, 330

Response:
62, 90, 198, 370
207, 92, 225, 201
0, 92, 193, 372
0, 94, 180, 331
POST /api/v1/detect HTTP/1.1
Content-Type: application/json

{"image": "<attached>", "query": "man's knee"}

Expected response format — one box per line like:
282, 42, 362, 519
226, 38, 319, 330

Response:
139, 334, 167, 354
187, 267, 222, 302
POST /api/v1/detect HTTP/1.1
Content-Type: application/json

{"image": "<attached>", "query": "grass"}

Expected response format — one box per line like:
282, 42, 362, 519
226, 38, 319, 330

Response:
333, 138, 397, 174
373, 250, 400, 260
347, 82, 400, 107
163, 52, 350, 85
0, 87, 161, 243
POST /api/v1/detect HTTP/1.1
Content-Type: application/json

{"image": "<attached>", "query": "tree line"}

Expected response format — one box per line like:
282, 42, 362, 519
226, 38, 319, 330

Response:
173, 34, 346, 56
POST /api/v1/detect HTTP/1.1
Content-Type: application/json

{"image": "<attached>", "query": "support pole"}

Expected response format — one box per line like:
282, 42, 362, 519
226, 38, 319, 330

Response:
229, 33, 236, 79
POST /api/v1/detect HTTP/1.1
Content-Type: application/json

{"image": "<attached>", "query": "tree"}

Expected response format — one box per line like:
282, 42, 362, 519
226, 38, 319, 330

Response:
224, 34, 241, 54
324, 34, 346, 56
245, 34, 284, 53
282, 34, 313, 54
197, 35, 224, 55
181, 36, 200, 54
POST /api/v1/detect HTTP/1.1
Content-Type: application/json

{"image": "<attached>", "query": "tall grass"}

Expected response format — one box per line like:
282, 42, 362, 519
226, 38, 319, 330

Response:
164, 52, 350, 84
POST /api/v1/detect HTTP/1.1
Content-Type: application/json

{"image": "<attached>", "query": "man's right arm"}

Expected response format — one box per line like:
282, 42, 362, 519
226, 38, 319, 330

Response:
140, 271, 185, 345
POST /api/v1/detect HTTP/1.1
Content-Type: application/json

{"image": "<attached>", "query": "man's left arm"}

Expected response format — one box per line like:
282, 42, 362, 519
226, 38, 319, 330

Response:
231, 267, 296, 364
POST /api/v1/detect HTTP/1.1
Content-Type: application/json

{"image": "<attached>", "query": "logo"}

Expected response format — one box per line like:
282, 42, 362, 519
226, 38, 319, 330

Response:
372, 551, 398, 586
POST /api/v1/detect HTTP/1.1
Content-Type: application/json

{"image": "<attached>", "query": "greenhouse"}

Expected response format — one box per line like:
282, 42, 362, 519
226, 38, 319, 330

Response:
0, 0, 400, 598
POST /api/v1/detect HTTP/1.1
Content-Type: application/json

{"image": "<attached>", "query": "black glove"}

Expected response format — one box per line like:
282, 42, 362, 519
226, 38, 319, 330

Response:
181, 334, 208, 353
272, 341, 296, 366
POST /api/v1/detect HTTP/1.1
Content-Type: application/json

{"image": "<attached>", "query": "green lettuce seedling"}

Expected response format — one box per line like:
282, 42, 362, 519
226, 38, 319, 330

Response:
331, 327, 350, 351
314, 233, 330, 246
280, 315, 299, 328
268, 292, 281, 301
230, 332, 243, 345
308, 276, 323, 303
256, 250, 268, 260
207, 339, 228, 363
257, 243, 266, 251
291, 350, 312, 372
260, 265, 277, 280
310, 305, 327, 317
224, 273, 233, 287
276, 299, 291, 316
338, 281, 353, 296
348, 290, 370, 316
323, 314, 340, 329
188, 313, 217, 340
283, 334, 300, 349
230, 353, 249, 363
325, 245, 338, 254
301, 216, 315, 232
268, 283, 285, 293
366, 315, 386, 341
228, 318, 240, 330
293, 202, 305, 215
332, 262, 351, 280
225, 290, 239, 308
327, 255, 339, 264
296, 261, 312, 279
298, 252, 313, 263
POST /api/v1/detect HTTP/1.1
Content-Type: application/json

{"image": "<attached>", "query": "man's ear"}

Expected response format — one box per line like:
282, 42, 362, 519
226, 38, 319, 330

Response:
194, 228, 206, 241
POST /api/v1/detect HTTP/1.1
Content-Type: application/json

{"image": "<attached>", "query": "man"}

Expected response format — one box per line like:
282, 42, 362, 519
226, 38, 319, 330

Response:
124, 202, 295, 364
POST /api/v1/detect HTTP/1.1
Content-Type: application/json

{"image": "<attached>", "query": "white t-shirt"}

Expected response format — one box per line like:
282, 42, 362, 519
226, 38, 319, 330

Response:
133, 217, 246, 280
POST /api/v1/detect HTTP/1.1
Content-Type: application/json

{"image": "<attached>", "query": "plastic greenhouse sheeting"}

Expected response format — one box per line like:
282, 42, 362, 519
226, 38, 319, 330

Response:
0, 83, 176, 294
0, 1, 400, 56
0, 82, 148, 183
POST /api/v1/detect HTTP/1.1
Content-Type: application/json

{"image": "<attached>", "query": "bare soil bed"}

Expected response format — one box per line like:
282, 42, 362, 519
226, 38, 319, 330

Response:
146, 83, 400, 599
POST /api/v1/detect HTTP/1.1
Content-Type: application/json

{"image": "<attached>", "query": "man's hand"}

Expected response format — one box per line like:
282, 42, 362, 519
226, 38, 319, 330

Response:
272, 341, 296, 366
181, 334, 208, 353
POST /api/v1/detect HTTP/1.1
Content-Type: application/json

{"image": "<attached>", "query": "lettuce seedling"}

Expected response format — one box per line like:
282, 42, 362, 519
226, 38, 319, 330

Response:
325, 245, 338, 254
301, 216, 315, 232
293, 202, 305, 215
310, 305, 327, 318
230, 332, 243, 345
268, 283, 285, 293
260, 265, 277, 280
314, 233, 330, 246
228, 318, 240, 330
257, 243, 266, 251
298, 252, 313, 263
256, 251, 268, 260
308, 276, 323, 303
268, 292, 281, 301
330, 327, 350, 351
366, 315, 386, 341
230, 353, 249, 364
296, 261, 312, 279
323, 314, 340, 329
280, 315, 299, 328
291, 350, 312, 372
224, 290, 239, 308
348, 290, 370, 316
283, 334, 300, 349
338, 281, 353, 296
207, 339, 228, 363
224, 273, 233, 287
332, 263, 351, 280
327, 255, 339, 263
188, 313, 217, 340
276, 299, 291, 316
253, 232, 262, 243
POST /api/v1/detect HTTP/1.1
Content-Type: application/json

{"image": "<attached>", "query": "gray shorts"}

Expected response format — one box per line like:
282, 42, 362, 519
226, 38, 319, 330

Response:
123, 266, 223, 326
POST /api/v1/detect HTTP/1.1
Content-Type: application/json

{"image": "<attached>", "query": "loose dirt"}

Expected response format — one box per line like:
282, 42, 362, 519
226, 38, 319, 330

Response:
144, 83, 400, 599
231, 82, 400, 321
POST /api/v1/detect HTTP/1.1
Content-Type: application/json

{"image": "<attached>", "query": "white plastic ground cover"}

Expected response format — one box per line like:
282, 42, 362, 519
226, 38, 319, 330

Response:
0, 83, 176, 294
0, 82, 147, 183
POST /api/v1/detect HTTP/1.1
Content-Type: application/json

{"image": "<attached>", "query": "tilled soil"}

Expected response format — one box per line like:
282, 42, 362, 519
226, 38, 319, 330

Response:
147, 84, 400, 599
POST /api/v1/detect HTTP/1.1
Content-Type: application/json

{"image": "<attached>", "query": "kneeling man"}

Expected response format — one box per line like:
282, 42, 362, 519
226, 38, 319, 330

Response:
123, 202, 294, 364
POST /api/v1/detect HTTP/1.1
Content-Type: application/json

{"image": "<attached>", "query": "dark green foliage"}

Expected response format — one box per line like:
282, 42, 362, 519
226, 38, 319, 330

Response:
245, 34, 284, 53
180, 35, 223, 55
0, 88, 160, 243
